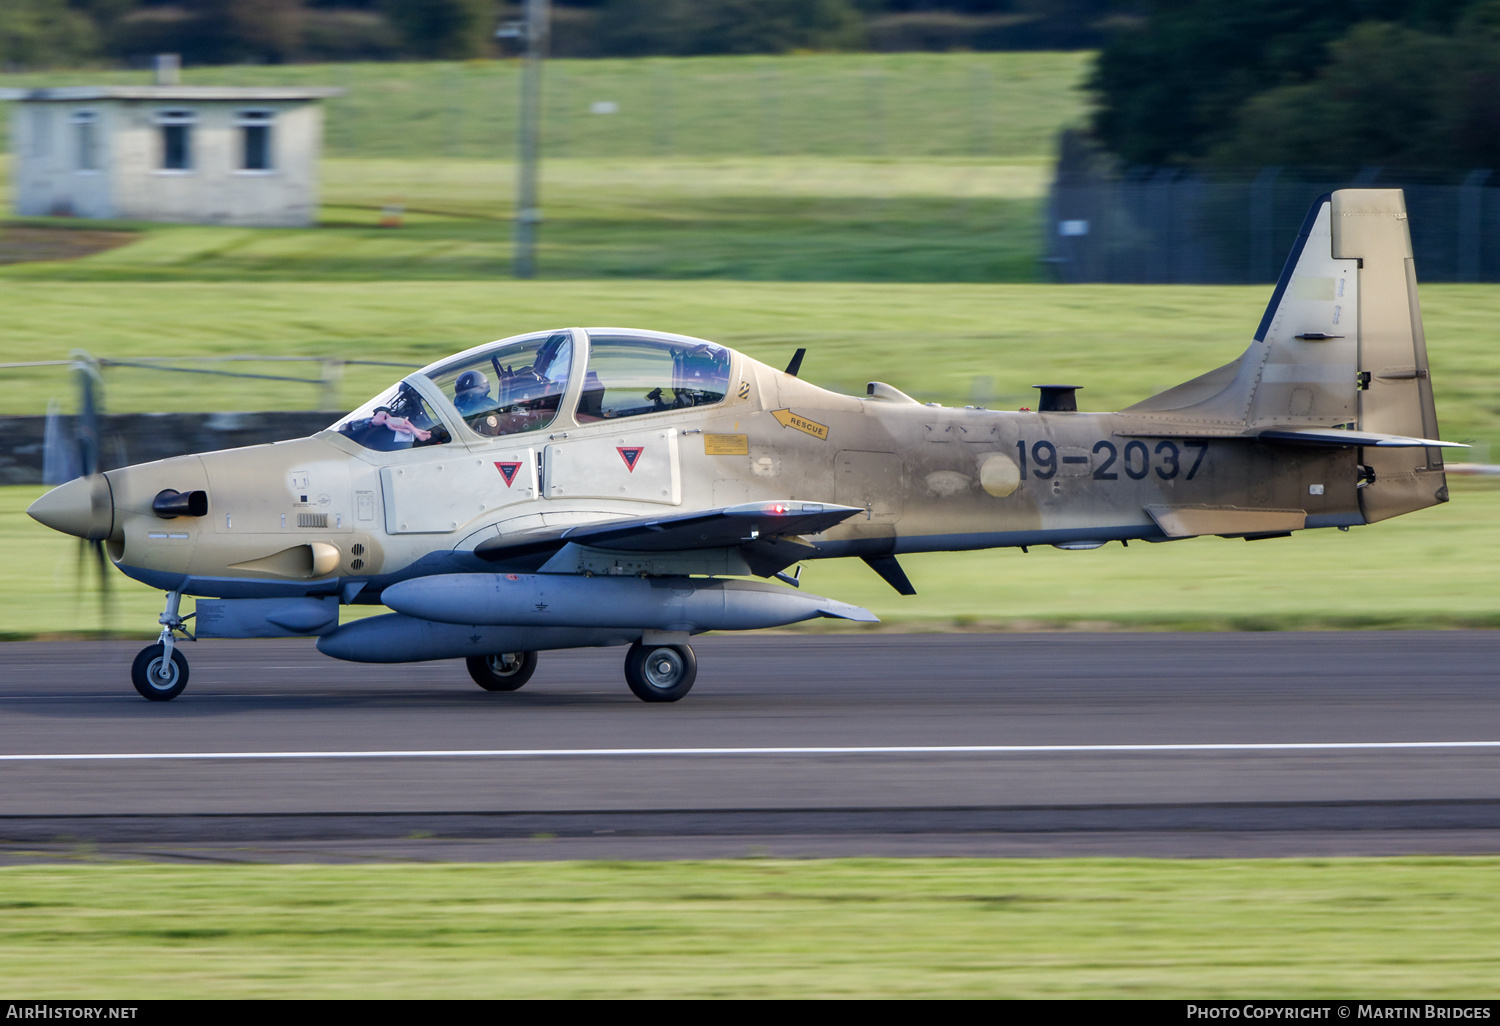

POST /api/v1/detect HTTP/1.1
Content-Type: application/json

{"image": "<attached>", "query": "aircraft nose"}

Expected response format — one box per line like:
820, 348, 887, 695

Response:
27, 474, 114, 541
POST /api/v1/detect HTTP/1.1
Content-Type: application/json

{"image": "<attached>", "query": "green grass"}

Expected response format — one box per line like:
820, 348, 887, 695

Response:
0, 859, 1495, 997
1, 279, 1497, 450
0, 53, 1094, 161
6, 477, 1498, 640
0, 156, 1050, 284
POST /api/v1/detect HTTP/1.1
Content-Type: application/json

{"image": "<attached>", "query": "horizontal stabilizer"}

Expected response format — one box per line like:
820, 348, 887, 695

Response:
475, 500, 861, 563
1257, 429, 1468, 449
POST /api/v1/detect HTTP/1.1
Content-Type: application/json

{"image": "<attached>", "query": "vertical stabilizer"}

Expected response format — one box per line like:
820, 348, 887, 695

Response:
1122, 193, 1361, 431
1331, 189, 1447, 522
1121, 188, 1450, 523
1246, 195, 1360, 431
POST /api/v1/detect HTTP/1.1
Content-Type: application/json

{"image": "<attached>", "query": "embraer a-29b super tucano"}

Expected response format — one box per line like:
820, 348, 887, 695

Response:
28, 189, 1465, 703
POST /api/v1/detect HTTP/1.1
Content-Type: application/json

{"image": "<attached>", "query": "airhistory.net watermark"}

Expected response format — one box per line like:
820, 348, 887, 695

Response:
6, 1007, 138, 1020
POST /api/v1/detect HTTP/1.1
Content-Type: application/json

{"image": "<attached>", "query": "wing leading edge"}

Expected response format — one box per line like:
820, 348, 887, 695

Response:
472, 500, 864, 576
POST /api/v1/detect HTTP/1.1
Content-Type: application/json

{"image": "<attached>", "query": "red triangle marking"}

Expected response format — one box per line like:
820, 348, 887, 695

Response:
617, 446, 644, 472
495, 461, 522, 487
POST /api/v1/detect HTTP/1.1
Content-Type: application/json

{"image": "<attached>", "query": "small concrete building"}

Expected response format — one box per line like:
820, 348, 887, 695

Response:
1, 81, 341, 227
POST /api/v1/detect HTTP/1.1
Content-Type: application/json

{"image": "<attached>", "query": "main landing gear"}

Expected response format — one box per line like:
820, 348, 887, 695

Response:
624, 641, 697, 703
465, 641, 698, 702
131, 591, 194, 701
466, 651, 538, 691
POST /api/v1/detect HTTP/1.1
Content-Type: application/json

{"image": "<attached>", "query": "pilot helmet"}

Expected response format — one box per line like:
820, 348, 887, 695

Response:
456, 370, 489, 396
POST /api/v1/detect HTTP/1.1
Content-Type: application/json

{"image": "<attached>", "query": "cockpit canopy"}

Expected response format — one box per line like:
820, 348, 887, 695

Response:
330, 329, 733, 452
428, 330, 574, 440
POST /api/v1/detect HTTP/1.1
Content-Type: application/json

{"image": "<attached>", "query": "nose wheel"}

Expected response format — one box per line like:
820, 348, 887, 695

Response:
131, 643, 189, 701
131, 590, 194, 701
624, 642, 697, 703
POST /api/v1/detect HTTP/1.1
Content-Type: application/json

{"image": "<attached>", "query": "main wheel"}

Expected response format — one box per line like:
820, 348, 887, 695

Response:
624, 642, 697, 703
466, 651, 537, 692
131, 643, 189, 702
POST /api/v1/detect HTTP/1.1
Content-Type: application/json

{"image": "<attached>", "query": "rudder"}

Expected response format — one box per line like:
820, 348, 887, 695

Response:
1331, 189, 1447, 522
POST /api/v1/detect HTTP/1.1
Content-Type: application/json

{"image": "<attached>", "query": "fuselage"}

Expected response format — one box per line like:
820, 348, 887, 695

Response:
29, 325, 1363, 603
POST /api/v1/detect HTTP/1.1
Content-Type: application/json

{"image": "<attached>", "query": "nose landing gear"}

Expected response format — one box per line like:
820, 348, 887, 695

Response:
130, 591, 194, 701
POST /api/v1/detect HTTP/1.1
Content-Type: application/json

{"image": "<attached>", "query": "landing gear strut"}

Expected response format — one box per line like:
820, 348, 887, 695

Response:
624, 641, 697, 703
466, 651, 538, 691
131, 591, 193, 701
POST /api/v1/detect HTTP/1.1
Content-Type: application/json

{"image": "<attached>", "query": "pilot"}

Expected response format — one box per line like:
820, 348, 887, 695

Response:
454, 370, 500, 419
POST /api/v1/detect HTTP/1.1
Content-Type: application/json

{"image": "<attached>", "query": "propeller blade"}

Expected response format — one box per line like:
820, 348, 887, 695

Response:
91, 538, 115, 634
74, 536, 116, 635
41, 398, 80, 485
74, 357, 103, 478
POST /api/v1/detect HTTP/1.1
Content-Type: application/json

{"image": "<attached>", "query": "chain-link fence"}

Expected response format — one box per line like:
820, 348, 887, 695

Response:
1047, 169, 1500, 284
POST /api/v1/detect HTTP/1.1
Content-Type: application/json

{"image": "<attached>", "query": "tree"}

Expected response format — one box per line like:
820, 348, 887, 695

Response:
0, 0, 100, 67
1208, 16, 1500, 173
1088, 0, 1487, 168
381, 0, 493, 59
593, 0, 865, 56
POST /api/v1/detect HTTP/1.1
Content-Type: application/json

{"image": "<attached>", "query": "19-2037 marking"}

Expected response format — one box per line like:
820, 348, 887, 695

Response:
1016, 439, 1207, 481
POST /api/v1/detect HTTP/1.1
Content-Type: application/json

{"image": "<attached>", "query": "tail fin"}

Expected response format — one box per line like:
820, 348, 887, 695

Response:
1333, 189, 1446, 522
1122, 188, 1447, 522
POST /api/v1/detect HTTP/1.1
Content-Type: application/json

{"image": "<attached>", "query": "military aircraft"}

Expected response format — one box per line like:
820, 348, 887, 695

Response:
28, 188, 1464, 703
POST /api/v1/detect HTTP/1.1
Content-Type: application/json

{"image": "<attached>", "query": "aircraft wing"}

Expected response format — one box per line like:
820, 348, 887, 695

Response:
472, 500, 864, 571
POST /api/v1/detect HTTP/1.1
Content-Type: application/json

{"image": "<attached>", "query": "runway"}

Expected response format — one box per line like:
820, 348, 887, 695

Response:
1, 631, 1498, 861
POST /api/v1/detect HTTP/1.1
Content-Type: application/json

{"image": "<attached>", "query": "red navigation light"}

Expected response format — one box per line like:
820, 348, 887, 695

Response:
771, 503, 787, 514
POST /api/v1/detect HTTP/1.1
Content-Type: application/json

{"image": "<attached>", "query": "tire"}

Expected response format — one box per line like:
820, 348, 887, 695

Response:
624, 642, 697, 703
466, 651, 538, 692
131, 643, 189, 702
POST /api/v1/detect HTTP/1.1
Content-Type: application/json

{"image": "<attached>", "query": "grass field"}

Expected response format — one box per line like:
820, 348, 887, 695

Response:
1, 279, 1497, 444
0, 858, 1495, 997
0, 53, 1093, 161
0, 156, 1051, 283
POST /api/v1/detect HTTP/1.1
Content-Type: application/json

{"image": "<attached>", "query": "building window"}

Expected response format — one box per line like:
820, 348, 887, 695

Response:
156, 109, 196, 171
72, 110, 100, 172
236, 110, 273, 171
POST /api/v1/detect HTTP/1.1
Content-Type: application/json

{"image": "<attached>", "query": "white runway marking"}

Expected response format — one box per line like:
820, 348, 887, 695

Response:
2, 741, 1500, 762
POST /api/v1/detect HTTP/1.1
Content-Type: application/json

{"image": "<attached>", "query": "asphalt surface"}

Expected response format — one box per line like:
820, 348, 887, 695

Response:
1, 631, 1498, 862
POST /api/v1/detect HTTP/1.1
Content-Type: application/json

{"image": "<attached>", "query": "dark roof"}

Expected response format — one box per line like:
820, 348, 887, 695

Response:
0, 86, 343, 103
